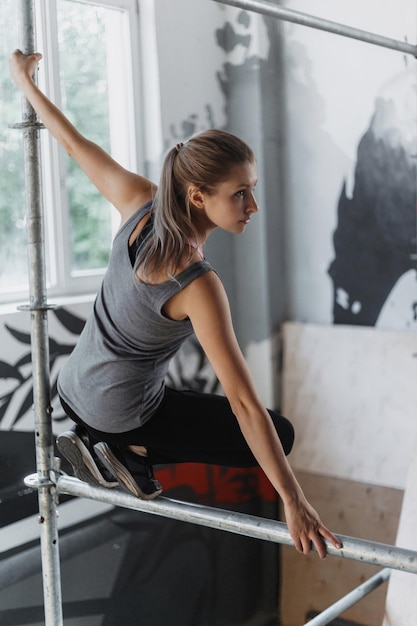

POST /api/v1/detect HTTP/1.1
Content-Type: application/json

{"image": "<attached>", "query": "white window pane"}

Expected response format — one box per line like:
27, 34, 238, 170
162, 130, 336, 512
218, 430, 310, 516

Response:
57, 0, 115, 274
0, 0, 28, 294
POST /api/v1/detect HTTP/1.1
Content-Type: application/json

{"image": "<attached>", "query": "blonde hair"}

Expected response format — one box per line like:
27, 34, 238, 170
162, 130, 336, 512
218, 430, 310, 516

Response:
135, 129, 255, 281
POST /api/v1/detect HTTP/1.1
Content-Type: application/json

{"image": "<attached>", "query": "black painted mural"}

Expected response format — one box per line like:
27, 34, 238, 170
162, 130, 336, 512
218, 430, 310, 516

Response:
328, 68, 417, 327
0, 308, 85, 427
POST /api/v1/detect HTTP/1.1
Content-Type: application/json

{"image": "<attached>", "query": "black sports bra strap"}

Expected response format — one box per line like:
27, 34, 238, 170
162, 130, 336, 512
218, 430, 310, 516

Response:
128, 213, 153, 267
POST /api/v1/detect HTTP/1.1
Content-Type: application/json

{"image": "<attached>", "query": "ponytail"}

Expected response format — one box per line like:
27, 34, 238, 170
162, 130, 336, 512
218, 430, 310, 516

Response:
135, 129, 254, 282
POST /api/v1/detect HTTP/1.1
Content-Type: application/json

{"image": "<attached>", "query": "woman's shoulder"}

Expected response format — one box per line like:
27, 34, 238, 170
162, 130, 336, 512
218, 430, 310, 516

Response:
136, 247, 212, 286
158, 261, 217, 321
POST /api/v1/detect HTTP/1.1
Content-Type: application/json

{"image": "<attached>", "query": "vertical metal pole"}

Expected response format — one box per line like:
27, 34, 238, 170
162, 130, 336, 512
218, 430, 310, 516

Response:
17, 1, 63, 624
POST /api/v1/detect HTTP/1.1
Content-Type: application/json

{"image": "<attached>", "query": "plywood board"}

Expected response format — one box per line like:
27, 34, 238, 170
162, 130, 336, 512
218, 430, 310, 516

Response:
280, 471, 403, 626
282, 322, 417, 489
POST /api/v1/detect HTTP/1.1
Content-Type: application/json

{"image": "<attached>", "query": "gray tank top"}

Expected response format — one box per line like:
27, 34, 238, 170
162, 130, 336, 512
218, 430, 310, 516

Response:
57, 201, 214, 433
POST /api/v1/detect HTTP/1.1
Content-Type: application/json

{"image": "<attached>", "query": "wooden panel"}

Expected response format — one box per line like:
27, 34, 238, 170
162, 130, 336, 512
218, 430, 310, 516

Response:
279, 471, 403, 626
282, 322, 417, 490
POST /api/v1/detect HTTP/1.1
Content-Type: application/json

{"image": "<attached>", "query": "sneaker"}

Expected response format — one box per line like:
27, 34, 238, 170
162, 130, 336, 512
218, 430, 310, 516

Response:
56, 425, 118, 488
94, 442, 162, 500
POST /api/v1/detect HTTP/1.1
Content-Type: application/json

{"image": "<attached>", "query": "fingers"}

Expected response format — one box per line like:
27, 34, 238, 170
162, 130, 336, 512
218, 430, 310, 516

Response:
319, 525, 343, 550
312, 532, 327, 560
9, 50, 43, 87
292, 525, 343, 560
284, 498, 342, 559
313, 525, 343, 559
295, 531, 325, 559
11, 49, 42, 60
10, 49, 43, 69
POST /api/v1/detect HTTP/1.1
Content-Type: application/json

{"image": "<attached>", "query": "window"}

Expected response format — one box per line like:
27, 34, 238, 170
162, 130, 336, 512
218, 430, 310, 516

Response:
0, 0, 26, 297
0, 0, 143, 303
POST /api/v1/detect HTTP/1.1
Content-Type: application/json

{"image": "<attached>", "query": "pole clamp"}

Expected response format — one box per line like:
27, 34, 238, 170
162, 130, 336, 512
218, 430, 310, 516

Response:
18, 303, 59, 312
9, 122, 45, 130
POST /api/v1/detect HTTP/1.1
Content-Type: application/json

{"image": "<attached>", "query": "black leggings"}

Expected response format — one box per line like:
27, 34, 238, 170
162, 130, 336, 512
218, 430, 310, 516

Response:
60, 387, 294, 468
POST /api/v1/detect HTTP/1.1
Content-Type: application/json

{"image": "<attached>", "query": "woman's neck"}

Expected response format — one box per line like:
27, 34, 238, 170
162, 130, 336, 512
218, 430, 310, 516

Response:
187, 238, 204, 260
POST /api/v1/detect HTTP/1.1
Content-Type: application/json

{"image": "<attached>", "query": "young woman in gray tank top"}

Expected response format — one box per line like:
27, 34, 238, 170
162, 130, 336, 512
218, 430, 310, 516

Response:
10, 50, 341, 559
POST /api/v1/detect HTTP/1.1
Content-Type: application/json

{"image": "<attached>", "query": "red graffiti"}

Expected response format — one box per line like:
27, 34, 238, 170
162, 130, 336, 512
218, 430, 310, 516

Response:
155, 464, 276, 505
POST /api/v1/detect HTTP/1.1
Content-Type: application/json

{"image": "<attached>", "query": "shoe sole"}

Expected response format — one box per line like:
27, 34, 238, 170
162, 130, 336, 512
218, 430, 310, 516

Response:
94, 442, 162, 500
56, 432, 118, 488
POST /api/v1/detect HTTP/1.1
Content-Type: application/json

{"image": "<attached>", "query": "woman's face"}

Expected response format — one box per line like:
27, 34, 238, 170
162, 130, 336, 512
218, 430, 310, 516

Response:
195, 161, 259, 235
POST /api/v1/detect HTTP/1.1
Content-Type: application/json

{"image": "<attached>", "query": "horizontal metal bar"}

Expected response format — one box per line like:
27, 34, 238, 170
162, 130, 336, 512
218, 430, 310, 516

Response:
51, 475, 417, 574
9, 122, 46, 130
211, 0, 417, 58
17, 303, 58, 312
304, 568, 390, 626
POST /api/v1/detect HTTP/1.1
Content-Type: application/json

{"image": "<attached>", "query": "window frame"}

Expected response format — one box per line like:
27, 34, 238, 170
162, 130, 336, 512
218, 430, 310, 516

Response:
0, 0, 146, 305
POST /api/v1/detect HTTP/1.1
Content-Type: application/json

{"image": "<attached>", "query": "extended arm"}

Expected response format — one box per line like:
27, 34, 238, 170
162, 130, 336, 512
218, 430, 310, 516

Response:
9, 50, 156, 223
181, 271, 342, 558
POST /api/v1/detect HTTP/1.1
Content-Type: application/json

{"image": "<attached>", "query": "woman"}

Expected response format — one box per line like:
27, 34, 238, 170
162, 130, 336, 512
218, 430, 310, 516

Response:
10, 49, 341, 559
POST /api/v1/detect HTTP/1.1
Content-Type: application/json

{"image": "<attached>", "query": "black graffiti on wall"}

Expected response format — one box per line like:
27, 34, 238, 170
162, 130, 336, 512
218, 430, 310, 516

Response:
328, 127, 417, 325
328, 70, 417, 326
0, 308, 85, 428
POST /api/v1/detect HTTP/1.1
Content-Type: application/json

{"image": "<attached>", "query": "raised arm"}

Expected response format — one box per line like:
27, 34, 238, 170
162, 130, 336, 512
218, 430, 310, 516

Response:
9, 50, 156, 223
181, 271, 342, 558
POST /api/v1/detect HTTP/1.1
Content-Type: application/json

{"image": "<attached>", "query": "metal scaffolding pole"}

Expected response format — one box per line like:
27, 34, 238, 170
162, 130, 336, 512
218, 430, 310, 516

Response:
45, 475, 417, 575
14, 1, 63, 624
303, 568, 390, 626
211, 0, 417, 58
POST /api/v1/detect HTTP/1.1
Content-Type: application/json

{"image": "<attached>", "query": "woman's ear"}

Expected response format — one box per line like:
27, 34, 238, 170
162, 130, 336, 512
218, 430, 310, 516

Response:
188, 185, 205, 209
